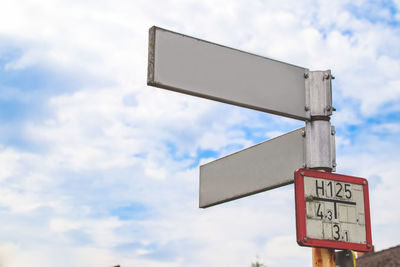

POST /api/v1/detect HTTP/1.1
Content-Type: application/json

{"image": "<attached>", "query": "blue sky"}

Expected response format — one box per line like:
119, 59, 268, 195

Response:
0, 0, 399, 266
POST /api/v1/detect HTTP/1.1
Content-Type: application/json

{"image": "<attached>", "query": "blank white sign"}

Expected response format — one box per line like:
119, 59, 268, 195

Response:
200, 128, 306, 208
148, 26, 309, 121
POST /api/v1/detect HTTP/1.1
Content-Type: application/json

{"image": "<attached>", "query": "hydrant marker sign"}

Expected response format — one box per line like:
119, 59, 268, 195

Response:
295, 169, 373, 252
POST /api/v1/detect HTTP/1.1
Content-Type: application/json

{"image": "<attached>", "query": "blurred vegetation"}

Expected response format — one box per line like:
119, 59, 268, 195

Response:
251, 256, 266, 267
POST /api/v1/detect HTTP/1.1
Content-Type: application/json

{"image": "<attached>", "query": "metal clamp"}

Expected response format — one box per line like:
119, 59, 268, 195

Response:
305, 70, 333, 117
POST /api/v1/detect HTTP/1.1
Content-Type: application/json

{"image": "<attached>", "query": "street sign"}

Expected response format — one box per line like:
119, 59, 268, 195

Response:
295, 169, 373, 252
200, 128, 306, 208
148, 26, 310, 121
146, 25, 364, 266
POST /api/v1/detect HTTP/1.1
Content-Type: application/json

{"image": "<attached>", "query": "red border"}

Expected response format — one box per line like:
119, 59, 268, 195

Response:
294, 169, 373, 251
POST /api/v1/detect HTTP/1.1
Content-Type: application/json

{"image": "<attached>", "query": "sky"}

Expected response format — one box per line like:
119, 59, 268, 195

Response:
0, 0, 400, 266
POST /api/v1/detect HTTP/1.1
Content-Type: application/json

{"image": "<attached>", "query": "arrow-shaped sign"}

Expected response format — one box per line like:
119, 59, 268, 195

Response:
148, 26, 310, 121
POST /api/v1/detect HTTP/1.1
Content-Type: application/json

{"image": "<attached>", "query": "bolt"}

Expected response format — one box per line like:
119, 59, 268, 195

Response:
331, 129, 336, 135
331, 75, 336, 80
305, 105, 310, 111
326, 105, 332, 112
332, 162, 337, 167
300, 171, 305, 176
304, 73, 309, 79
301, 130, 306, 137
323, 73, 330, 80
363, 180, 367, 185
303, 237, 308, 242
302, 163, 307, 168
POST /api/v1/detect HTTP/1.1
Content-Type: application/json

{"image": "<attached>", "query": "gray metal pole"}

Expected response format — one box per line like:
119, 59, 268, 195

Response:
304, 70, 335, 172
305, 70, 336, 266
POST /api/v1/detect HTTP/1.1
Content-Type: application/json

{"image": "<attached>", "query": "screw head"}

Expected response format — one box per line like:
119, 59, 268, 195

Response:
305, 105, 310, 111
301, 130, 306, 137
332, 162, 337, 167
304, 73, 309, 79
303, 237, 308, 242
363, 180, 367, 185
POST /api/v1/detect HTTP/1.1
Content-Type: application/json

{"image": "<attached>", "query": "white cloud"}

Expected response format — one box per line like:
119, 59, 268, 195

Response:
264, 235, 310, 266
371, 122, 400, 134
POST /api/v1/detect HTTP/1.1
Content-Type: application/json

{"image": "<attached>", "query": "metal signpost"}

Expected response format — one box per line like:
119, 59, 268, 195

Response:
147, 26, 373, 266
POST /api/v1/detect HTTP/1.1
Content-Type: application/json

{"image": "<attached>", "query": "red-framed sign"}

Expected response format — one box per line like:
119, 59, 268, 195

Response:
294, 169, 373, 252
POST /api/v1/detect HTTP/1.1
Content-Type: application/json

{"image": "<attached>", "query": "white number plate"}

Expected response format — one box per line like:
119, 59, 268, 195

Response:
295, 169, 373, 251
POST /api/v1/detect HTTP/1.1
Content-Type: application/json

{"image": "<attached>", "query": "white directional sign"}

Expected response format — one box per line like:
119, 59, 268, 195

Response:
295, 169, 373, 252
148, 26, 310, 120
200, 128, 306, 208
147, 26, 336, 212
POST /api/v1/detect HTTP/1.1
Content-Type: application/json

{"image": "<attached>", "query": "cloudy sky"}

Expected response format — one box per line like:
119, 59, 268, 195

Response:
0, 0, 399, 266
